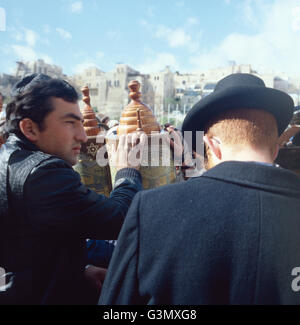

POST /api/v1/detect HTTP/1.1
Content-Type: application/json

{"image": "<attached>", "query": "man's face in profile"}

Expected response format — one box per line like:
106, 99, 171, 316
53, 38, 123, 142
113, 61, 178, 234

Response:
33, 97, 88, 165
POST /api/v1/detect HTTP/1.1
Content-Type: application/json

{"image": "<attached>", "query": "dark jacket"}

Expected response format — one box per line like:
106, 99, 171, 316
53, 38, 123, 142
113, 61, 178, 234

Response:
0, 134, 142, 305
86, 239, 116, 268
99, 161, 300, 305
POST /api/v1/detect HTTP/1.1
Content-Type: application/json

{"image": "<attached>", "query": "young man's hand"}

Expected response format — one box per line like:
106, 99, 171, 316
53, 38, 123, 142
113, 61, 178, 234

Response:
112, 131, 147, 171
84, 265, 107, 296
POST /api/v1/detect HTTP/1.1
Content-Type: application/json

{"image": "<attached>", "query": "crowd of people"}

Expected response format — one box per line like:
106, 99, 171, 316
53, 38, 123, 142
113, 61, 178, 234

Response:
0, 72, 300, 305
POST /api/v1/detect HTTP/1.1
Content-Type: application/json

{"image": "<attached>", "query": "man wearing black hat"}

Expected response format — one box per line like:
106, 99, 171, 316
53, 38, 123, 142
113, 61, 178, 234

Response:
0, 74, 146, 304
99, 73, 300, 305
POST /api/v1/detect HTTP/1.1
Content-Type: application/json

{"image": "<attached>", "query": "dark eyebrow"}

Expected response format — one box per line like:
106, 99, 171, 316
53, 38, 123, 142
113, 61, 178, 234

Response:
61, 113, 84, 123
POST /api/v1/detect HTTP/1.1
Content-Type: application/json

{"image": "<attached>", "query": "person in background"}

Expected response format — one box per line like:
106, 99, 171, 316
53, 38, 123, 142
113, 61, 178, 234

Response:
278, 108, 300, 147
95, 113, 109, 131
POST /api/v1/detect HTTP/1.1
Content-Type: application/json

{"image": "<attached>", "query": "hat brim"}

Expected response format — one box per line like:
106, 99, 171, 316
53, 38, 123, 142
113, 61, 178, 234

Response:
182, 86, 294, 138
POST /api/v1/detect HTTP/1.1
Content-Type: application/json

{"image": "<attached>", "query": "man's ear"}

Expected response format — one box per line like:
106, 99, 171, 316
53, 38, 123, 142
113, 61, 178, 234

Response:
19, 118, 40, 142
203, 135, 222, 160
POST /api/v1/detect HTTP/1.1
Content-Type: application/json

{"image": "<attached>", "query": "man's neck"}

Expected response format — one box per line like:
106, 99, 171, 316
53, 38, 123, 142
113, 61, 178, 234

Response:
221, 147, 274, 165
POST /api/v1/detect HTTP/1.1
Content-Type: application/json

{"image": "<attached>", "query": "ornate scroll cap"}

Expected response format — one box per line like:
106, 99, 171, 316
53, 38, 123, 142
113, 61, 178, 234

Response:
81, 85, 100, 136
117, 80, 161, 135
128, 80, 142, 103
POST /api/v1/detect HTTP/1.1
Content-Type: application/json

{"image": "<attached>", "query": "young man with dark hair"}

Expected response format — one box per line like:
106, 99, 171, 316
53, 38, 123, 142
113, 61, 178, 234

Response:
99, 73, 300, 305
0, 75, 145, 304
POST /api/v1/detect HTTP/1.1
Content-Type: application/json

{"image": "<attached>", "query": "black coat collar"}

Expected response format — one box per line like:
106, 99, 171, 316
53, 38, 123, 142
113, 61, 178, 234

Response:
5, 133, 39, 152
202, 161, 300, 196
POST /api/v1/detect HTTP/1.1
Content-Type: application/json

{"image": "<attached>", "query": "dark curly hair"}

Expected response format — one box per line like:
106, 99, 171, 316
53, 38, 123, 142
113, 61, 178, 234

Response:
5, 77, 78, 137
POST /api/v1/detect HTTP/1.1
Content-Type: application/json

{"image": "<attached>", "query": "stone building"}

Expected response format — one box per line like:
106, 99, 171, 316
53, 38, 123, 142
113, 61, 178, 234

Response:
147, 66, 175, 122
73, 64, 155, 119
3, 58, 299, 121
72, 61, 300, 122
149, 66, 175, 107
0, 60, 65, 101
72, 66, 106, 112
174, 72, 202, 92
173, 72, 202, 112
15, 59, 64, 79
202, 63, 254, 82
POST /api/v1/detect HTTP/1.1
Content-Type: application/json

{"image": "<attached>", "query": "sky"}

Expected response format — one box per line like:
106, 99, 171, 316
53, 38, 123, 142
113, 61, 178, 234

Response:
0, 0, 300, 77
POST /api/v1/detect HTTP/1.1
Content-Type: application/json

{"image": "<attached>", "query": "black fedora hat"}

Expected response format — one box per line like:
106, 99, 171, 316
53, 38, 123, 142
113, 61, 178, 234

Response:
182, 73, 294, 142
